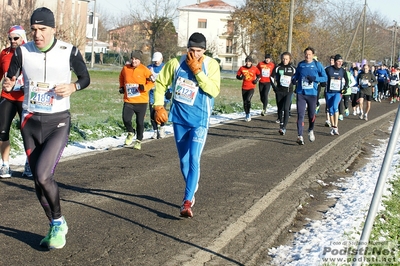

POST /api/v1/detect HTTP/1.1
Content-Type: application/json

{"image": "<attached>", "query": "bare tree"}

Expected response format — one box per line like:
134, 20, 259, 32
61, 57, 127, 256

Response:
0, 0, 36, 48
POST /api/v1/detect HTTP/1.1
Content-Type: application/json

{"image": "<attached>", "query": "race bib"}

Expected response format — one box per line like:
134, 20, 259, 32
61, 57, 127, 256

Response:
351, 86, 358, 94
262, 68, 270, 77
302, 77, 313, 89
361, 79, 369, 88
27, 80, 56, 113
330, 78, 341, 91
174, 77, 199, 106
280, 75, 291, 87
125, 83, 140, 98
14, 75, 24, 91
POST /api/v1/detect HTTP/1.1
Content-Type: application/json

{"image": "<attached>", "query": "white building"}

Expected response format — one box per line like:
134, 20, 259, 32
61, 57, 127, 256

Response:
177, 0, 244, 71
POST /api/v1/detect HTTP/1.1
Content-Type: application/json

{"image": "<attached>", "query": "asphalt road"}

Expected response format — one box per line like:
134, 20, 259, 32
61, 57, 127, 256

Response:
0, 101, 398, 266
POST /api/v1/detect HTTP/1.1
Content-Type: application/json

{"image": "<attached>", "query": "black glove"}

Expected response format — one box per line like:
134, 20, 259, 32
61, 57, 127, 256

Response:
341, 86, 348, 94
306, 75, 316, 83
252, 79, 258, 84
165, 89, 172, 100
236, 74, 243, 80
119, 87, 124, 94
138, 84, 145, 91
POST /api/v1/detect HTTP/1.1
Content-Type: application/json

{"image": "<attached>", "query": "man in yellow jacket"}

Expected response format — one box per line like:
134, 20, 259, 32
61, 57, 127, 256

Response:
153, 32, 220, 217
119, 50, 154, 150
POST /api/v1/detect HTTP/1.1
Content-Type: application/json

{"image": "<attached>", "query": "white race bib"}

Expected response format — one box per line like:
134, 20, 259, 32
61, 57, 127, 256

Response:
174, 77, 199, 106
27, 80, 56, 113
125, 83, 140, 98
330, 78, 341, 91
262, 68, 270, 77
280, 75, 291, 87
302, 77, 313, 89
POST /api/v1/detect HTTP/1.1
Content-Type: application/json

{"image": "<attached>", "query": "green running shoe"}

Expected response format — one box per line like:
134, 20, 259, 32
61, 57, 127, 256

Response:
133, 140, 142, 150
124, 132, 135, 146
40, 217, 68, 249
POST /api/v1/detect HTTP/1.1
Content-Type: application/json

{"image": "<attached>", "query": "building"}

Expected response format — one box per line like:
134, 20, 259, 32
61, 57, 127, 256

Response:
177, 0, 244, 71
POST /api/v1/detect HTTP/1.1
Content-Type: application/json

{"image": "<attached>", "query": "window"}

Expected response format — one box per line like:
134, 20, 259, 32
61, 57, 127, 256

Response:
198, 19, 207, 29
226, 57, 232, 63
226, 39, 233, 53
227, 20, 234, 34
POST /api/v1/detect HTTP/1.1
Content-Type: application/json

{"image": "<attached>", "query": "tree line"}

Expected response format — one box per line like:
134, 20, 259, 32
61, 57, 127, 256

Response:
0, 0, 395, 68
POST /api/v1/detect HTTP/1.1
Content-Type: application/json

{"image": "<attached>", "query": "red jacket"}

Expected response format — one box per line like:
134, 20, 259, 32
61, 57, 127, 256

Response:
256, 61, 275, 83
0, 47, 24, 101
237, 65, 260, 90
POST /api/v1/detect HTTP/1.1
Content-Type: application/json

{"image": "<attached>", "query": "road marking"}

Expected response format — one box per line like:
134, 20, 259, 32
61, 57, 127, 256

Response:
183, 110, 396, 265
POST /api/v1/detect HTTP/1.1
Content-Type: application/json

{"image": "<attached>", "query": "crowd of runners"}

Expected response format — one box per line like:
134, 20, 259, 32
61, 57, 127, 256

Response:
236, 47, 399, 145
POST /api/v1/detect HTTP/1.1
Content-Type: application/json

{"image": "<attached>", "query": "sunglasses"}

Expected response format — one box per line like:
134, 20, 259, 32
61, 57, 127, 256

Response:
8, 37, 20, 41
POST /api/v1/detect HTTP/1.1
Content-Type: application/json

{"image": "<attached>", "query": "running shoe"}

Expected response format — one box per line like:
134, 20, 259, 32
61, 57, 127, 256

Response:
279, 128, 286, 135
330, 127, 335, 136
180, 200, 193, 218
0, 165, 11, 178
275, 119, 280, 124
22, 161, 33, 177
151, 131, 158, 139
308, 130, 315, 142
325, 120, 331, 127
40, 217, 68, 249
261, 110, 265, 116
344, 109, 349, 116
124, 132, 135, 146
364, 113, 368, 121
133, 140, 142, 150
159, 126, 166, 139
315, 105, 320, 114
245, 114, 251, 122
353, 110, 357, 116
359, 112, 364, 120
334, 127, 339, 135
338, 114, 343, 121
296, 136, 304, 145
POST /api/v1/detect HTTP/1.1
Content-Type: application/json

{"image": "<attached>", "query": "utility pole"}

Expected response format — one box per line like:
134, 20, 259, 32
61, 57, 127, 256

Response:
360, 0, 367, 63
287, 0, 295, 53
392, 21, 397, 67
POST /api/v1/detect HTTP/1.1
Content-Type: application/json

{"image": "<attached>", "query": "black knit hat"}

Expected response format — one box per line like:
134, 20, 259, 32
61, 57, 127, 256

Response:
131, 50, 143, 61
265, 53, 271, 59
31, 7, 55, 28
334, 54, 343, 61
187, 32, 206, 50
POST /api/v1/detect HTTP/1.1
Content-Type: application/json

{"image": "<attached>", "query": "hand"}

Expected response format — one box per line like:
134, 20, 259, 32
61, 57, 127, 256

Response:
341, 86, 349, 94
306, 75, 316, 83
2, 76, 16, 92
252, 79, 258, 84
154, 105, 168, 125
119, 87, 124, 94
186, 52, 203, 75
54, 83, 77, 98
236, 74, 243, 80
138, 84, 144, 91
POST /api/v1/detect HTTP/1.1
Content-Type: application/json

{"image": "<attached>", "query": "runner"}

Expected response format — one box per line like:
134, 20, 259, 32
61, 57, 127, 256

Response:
292, 47, 327, 145
0, 25, 31, 178
256, 53, 275, 116
357, 64, 377, 121
271, 52, 296, 135
153, 32, 220, 218
2, 7, 90, 249
324, 54, 349, 135
236, 56, 260, 122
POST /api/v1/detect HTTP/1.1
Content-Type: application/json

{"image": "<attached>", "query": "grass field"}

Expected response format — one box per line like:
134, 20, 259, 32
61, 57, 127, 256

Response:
8, 66, 266, 153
